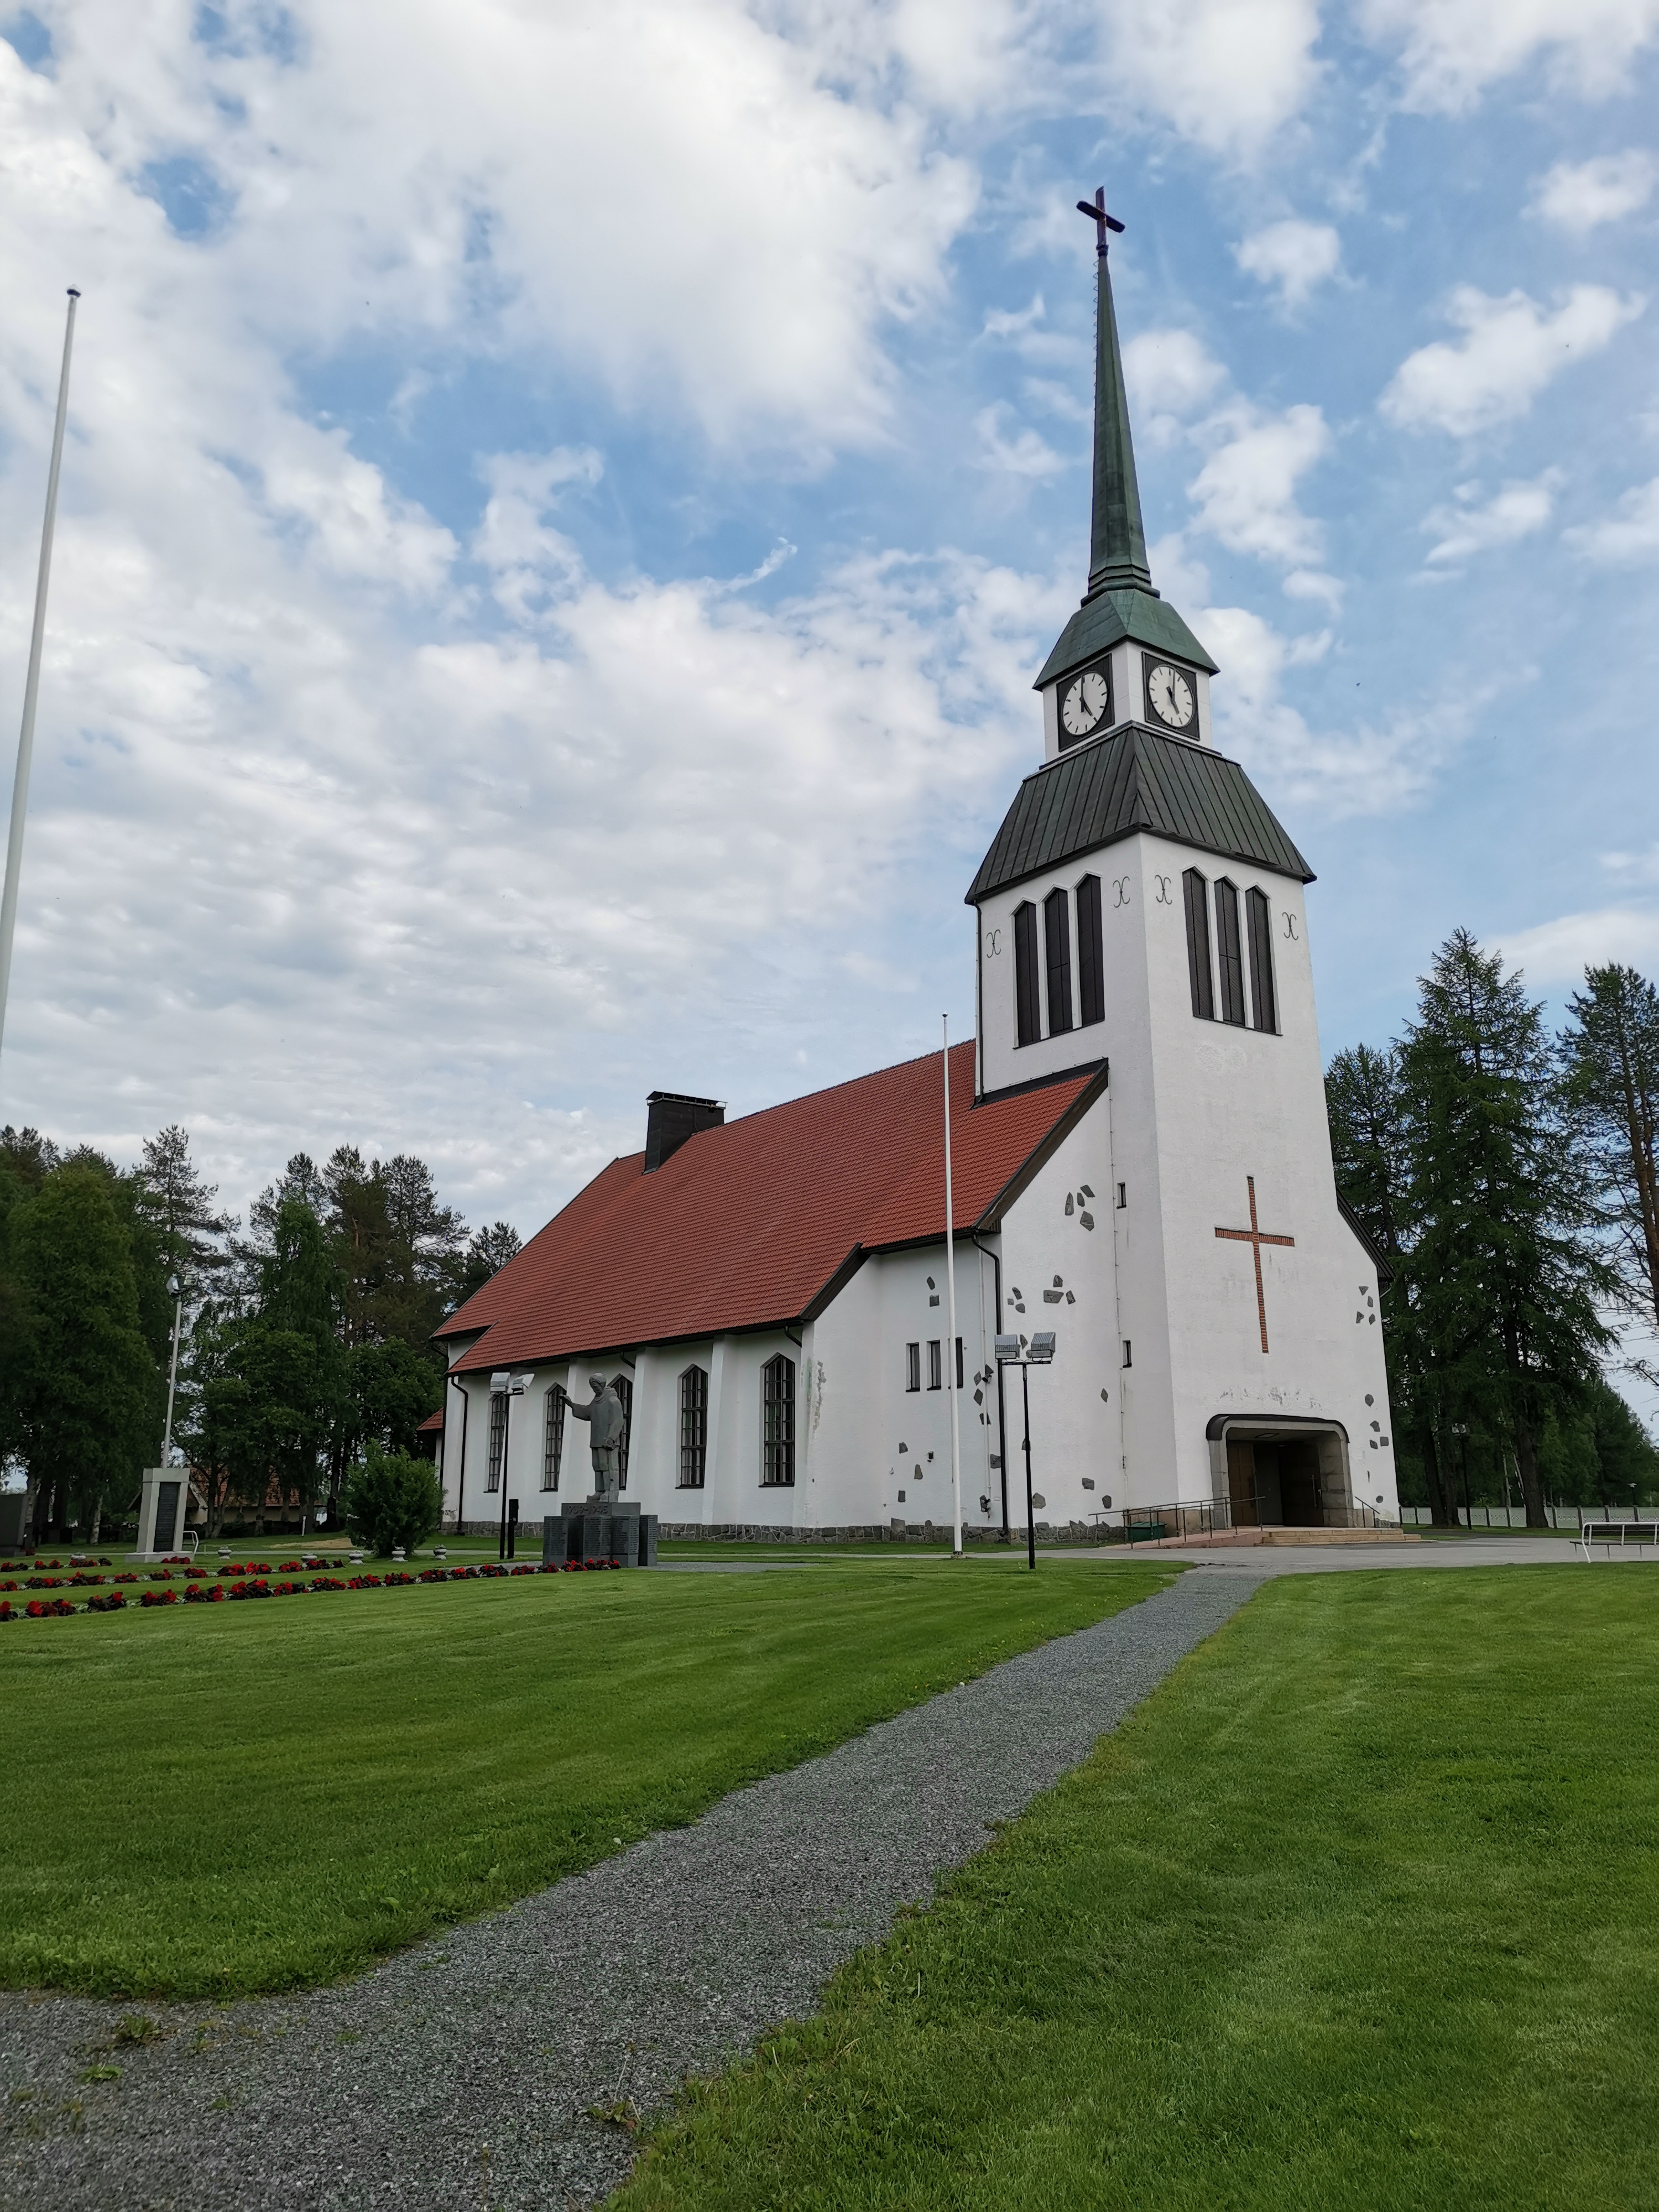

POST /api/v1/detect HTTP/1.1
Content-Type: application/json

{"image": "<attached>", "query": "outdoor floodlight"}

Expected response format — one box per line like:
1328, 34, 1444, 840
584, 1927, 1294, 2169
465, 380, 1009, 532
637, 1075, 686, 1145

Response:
1028, 1332, 1057, 1364
994, 1334, 1022, 1363
166, 1272, 181, 1300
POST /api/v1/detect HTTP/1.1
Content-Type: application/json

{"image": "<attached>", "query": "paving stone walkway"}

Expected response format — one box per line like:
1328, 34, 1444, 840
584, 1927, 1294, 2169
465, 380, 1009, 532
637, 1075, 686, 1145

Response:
0, 1569, 1260, 2211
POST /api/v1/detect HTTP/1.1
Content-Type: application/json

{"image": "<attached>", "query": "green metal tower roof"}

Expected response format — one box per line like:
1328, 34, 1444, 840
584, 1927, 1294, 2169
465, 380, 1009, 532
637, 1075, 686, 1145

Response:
1036, 196, 1215, 691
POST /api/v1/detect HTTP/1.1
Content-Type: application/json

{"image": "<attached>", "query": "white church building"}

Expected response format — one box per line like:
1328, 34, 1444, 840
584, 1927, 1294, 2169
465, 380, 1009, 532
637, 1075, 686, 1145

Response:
432, 202, 1399, 1542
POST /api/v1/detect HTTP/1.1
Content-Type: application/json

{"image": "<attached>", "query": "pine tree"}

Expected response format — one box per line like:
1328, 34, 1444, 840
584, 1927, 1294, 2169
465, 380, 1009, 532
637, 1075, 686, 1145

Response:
133, 1125, 237, 1285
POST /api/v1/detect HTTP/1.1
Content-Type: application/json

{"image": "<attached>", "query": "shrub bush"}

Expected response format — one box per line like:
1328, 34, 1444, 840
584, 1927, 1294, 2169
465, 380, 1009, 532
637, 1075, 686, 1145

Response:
341, 1446, 444, 1558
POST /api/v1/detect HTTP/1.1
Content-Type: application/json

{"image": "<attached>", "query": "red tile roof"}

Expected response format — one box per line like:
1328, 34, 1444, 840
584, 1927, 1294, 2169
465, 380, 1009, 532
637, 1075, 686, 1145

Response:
439, 1044, 1102, 1374
417, 1406, 444, 1433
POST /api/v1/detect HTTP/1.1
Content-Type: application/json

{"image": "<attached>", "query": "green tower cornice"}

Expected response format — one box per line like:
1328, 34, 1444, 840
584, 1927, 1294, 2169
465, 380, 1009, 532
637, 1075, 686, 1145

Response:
1086, 219, 1154, 599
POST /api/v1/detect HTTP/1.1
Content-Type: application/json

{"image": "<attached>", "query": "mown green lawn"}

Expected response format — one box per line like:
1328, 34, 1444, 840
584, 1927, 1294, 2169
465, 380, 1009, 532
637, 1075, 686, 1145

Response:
0, 1555, 1171, 2001
617, 1569, 1659, 2212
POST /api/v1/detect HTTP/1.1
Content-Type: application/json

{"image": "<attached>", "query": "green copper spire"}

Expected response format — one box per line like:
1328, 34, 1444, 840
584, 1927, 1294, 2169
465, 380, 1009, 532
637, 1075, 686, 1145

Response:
1077, 189, 1153, 598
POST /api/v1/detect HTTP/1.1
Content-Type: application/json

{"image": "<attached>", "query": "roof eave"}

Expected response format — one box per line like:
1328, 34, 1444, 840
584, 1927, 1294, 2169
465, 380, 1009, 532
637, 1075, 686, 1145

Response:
974, 1063, 1110, 1230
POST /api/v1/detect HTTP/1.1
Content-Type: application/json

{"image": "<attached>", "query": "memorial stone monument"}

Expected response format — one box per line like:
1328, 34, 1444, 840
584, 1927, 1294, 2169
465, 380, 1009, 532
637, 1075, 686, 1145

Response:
545, 1374, 658, 1568
134, 1467, 187, 1561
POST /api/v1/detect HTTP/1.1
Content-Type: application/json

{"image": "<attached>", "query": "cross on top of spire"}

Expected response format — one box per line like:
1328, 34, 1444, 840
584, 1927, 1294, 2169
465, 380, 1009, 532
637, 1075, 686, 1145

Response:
1075, 187, 1125, 257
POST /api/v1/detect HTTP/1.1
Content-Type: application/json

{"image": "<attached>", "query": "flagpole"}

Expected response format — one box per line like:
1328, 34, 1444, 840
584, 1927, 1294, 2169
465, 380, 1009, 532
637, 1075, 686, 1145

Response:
943, 1013, 963, 1557
0, 287, 81, 1077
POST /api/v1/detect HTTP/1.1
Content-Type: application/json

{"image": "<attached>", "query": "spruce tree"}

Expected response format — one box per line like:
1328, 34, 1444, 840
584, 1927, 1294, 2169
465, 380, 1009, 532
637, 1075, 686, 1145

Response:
1559, 963, 1659, 1359
1401, 930, 1613, 1528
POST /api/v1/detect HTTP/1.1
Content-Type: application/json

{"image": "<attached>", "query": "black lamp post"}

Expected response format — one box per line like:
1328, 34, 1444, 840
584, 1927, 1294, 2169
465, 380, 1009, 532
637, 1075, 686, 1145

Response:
490, 1370, 531, 1559
994, 1331, 1055, 1570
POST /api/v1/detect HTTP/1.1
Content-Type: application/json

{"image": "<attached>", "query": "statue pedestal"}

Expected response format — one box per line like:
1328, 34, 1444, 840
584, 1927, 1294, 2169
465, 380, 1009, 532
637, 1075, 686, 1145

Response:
547, 1499, 658, 1568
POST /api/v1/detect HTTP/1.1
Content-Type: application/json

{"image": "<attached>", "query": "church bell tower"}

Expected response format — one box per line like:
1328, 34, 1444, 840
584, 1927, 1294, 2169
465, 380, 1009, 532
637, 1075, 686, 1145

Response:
965, 191, 1399, 1530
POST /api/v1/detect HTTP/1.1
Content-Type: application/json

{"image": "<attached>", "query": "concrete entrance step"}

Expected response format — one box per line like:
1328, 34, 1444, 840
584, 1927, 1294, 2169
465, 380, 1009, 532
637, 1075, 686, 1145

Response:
1148, 1525, 1420, 1551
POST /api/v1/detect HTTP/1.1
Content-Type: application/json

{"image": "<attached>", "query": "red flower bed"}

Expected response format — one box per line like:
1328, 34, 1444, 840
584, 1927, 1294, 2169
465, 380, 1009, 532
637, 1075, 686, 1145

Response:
28, 1598, 75, 1618
69, 1572, 106, 1587
25, 1576, 64, 1589
140, 1588, 180, 1607
85, 1591, 126, 1612
310, 1576, 346, 1592
113, 1572, 139, 1583
345, 1574, 382, 1589
383, 1571, 413, 1586
184, 1583, 226, 1604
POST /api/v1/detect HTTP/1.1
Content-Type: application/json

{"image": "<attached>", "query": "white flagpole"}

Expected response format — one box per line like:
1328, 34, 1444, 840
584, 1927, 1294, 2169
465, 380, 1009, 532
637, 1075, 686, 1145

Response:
943, 1013, 963, 1557
0, 287, 81, 1077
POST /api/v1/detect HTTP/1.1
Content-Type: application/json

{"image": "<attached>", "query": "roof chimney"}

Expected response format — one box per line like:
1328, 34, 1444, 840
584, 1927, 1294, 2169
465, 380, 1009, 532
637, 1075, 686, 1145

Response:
644, 1091, 725, 1173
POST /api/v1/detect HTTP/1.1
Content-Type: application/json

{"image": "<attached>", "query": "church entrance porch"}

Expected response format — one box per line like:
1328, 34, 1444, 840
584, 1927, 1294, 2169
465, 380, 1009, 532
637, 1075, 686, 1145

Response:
1208, 1418, 1358, 1530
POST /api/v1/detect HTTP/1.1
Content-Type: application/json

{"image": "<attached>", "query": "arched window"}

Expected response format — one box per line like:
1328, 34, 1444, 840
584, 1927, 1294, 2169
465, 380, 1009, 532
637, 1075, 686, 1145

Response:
542, 1384, 567, 1492
1183, 869, 1214, 1019
1215, 879, 1245, 1026
612, 1373, 633, 1490
1076, 874, 1104, 1026
760, 1353, 796, 1488
679, 1366, 708, 1489
1044, 887, 1073, 1035
1247, 886, 1276, 1033
1013, 901, 1040, 1047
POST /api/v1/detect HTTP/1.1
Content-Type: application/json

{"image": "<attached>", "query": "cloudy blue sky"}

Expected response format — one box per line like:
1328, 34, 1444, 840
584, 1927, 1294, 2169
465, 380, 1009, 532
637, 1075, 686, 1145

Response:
1, 0, 1656, 1282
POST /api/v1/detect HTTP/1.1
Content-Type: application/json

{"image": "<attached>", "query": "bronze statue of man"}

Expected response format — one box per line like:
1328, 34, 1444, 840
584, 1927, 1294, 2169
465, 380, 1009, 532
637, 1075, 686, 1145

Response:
568, 1374, 626, 1502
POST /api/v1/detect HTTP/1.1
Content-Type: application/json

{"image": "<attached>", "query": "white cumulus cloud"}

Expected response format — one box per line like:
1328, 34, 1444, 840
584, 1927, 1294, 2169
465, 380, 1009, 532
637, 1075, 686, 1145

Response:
1381, 285, 1645, 436
1098, 0, 1323, 161
1360, 0, 1659, 111
1421, 469, 1564, 566
1530, 150, 1658, 231
1187, 401, 1333, 570
1235, 220, 1343, 309
1566, 477, 1659, 562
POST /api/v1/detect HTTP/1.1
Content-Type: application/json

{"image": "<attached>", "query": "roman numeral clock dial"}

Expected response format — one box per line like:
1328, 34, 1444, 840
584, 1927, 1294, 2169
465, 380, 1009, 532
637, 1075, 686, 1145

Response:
1061, 667, 1109, 741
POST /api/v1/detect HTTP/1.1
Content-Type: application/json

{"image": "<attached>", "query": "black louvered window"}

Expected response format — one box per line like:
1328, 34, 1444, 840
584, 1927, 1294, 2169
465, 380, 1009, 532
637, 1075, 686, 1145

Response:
1183, 869, 1214, 1020
761, 1354, 796, 1486
487, 1389, 506, 1494
1215, 880, 1245, 1026
1247, 887, 1276, 1033
927, 1340, 942, 1390
542, 1384, 566, 1491
612, 1373, 633, 1490
1076, 873, 1104, 1026
678, 1366, 707, 1489
1014, 901, 1040, 1047
906, 1342, 920, 1392
1044, 888, 1073, 1035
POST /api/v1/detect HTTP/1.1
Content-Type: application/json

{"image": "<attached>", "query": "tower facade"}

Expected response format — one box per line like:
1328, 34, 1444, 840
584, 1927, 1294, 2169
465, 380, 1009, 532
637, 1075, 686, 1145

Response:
967, 204, 1399, 1528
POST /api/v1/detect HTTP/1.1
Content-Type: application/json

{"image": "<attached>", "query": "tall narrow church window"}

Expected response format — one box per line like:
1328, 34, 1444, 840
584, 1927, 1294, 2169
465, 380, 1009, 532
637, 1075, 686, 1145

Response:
956, 1337, 964, 1389
542, 1384, 566, 1492
612, 1373, 633, 1490
760, 1354, 796, 1487
487, 1389, 506, 1494
1247, 886, 1276, 1033
905, 1343, 920, 1392
678, 1366, 707, 1489
927, 1340, 942, 1390
1013, 901, 1040, 1047
1215, 880, 1245, 1025
1076, 874, 1104, 1027
1044, 888, 1074, 1035
1183, 869, 1214, 1019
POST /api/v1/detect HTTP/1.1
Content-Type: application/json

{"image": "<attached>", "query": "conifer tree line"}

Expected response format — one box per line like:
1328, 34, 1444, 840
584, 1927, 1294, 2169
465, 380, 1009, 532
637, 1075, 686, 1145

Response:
1327, 932, 1659, 1527
0, 1128, 521, 1540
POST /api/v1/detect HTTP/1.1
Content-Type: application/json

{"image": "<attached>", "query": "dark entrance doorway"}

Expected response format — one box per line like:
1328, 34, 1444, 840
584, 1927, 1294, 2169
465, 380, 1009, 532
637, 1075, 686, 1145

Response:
1221, 1429, 1343, 1528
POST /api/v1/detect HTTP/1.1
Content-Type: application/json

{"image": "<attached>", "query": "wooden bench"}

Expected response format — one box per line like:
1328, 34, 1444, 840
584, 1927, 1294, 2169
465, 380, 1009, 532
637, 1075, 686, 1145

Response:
1578, 1519, 1659, 1561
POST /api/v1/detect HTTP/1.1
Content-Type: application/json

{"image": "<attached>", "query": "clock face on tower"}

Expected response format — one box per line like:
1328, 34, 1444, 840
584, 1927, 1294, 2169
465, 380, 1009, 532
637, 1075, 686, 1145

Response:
1060, 664, 1111, 747
1145, 660, 1195, 731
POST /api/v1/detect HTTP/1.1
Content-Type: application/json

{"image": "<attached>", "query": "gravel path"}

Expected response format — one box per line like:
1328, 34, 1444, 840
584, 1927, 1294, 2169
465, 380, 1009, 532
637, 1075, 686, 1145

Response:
0, 1568, 1260, 2212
